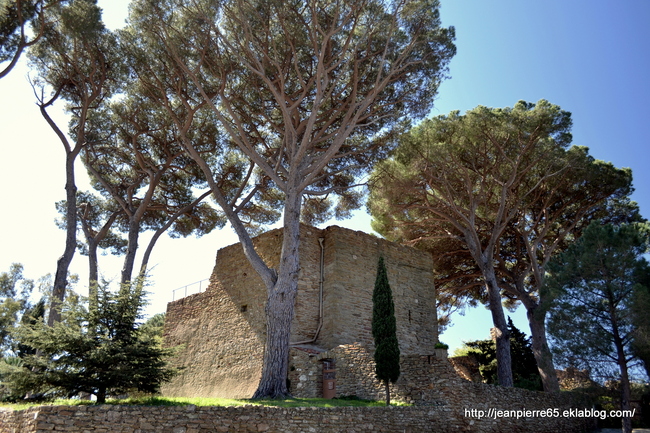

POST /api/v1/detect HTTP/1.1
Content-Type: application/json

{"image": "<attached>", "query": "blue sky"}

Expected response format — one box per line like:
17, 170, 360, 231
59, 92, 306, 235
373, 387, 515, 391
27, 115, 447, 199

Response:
0, 0, 648, 352
435, 1, 650, 221
437, 1, 649, 191
428, 1, 650, 349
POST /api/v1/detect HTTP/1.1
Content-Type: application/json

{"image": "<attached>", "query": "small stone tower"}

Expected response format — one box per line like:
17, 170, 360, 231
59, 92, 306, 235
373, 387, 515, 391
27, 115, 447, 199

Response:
161, 224, 438, 399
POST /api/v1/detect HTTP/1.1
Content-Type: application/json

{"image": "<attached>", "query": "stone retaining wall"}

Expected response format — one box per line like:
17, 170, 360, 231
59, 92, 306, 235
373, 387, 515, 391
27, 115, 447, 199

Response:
0, 403, 595, 433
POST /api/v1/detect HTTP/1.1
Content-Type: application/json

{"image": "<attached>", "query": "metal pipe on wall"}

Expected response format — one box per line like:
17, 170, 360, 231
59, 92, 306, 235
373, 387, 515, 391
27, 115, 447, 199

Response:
290, 237, 325, 346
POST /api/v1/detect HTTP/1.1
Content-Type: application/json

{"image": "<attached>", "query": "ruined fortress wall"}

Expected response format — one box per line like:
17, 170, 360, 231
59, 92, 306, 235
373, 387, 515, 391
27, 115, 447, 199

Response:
162, 225, 326, 398
161, 285, 264, 398
319, 226, 438, 353
211, 225, 326, 344
162, 225, 437, 398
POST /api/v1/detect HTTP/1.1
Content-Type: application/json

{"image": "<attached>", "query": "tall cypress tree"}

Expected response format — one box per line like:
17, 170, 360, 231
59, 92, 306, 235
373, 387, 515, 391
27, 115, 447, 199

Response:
372, 256, 400, 405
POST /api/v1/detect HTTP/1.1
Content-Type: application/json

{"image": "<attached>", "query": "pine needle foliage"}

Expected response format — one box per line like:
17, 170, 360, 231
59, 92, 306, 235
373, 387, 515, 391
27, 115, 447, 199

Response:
3, 283, 177, 403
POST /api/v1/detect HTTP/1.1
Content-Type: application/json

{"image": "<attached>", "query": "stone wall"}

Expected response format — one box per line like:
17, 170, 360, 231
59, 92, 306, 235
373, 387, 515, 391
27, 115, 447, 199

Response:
287, 343, 463, 402
318, 226, 438, 354
162, 225, 438, 398
161, 226, 325, 398
288, 343, 499, 404
0, 402, 596, 433
287, 347, 325, 398
286, 343, 597, 432
449, 355, 483, 382
210, 225, 326, 344
160, 285, 264, 398
557, 367, 599, 391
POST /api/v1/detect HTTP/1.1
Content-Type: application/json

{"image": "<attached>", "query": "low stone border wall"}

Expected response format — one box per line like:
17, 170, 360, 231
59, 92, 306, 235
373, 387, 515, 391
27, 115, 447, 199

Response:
0, 403, 596, 433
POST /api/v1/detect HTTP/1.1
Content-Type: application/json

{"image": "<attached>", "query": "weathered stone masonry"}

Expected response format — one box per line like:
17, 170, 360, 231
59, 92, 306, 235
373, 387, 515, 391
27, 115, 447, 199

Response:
154, 224, 597, 432
162, 224, 438, 399
0, 224, 597, 433
0, 402, 595, 433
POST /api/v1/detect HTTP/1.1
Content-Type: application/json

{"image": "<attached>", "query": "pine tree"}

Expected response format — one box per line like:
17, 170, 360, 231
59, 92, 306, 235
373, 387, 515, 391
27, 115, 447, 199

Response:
372, 256, 400, 405
455, 317, 542, 390
507, 317, 543, 391
4, 284, 176, 403
126, 0, 455, 398
545, 222, 650, 433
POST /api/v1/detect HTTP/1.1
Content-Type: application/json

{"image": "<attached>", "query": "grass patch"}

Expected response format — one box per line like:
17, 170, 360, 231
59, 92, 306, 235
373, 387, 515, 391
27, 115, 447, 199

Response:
0, 395, 406, 410
0, 402, 33, 411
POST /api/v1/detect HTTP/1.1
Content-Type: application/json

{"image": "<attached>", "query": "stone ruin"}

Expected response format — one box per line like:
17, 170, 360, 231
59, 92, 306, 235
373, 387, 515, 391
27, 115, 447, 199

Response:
161, 224, 445, 400
158, 224, 597, 431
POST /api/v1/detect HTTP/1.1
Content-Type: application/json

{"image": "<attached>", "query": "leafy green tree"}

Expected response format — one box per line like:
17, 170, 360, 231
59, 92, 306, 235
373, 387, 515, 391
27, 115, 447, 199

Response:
139, 312, 165, 344
368, 100, 635, 391
0, 298, 45, 401
125, 0, 455, 398
0, 355, 26, 401
14, 298, 45, 358
455, 339, 497, 384
372, 257, 400, 405
0, 264, 34, 355
507, 317, 543, 390
28, 0, 122, 325
545, 222, 650, 433
4, 284, 177, 403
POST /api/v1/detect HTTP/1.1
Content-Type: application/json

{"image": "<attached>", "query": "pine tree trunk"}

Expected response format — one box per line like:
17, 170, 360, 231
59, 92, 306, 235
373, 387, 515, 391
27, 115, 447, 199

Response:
485, 273, 514, 387
611, 298, 633, 433
385, 381, 391, 406
87, 239, 100, 330
526, 305, 560, 392
252, 189, 302, 399
48, 153, 78, 326
97, 387, 106, 404
88, 240, 99, 298
120, 218, 140, 288
253, 275, 298, 398
619, 353, 633, 433
469, 242, 514, 388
